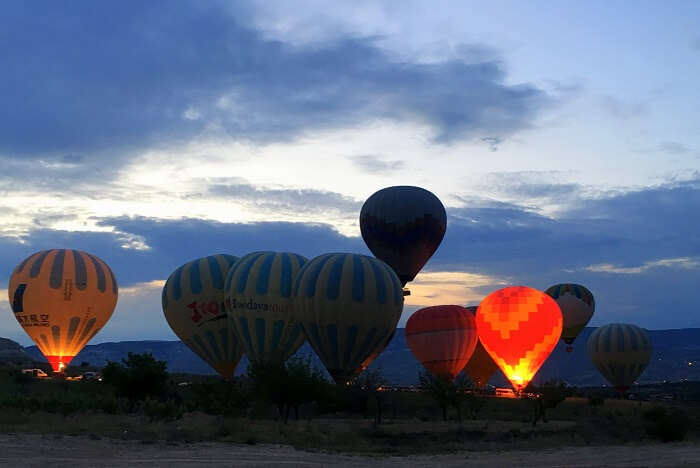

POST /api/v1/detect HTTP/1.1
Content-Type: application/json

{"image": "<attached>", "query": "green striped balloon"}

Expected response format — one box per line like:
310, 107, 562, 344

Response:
587, 323, 652, 393
225, 251, 307, 364
293, 252, 404, 384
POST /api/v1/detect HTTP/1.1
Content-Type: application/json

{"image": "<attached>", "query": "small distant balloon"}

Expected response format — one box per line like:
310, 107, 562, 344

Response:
162, 254, 244, 379
546, 283, 595, 352
406, 305, 478, 381
462, 306, 499, 389
360, 186, 447, 286
476, 286, 562, 393
9, 249, 118, 372
587, 323, 652, 394
225, 251, 307, 364
293, 253, 403, 384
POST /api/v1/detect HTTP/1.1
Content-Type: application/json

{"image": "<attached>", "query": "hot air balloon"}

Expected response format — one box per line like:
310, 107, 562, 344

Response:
360, 186, 447, 286
476, 286, 562, 394
587, 323, 652, 394
546, 283, 595, 352
8, 249, 118, 372
293, 253, 403, 384
405, 305, 478, 381
162, 254, 244, 379
462, 306, 499, 389
225, 251, 307, 364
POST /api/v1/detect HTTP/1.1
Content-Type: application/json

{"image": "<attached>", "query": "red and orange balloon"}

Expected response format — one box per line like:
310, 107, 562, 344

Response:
476, 286, 562, 392
406, 305, 478, 381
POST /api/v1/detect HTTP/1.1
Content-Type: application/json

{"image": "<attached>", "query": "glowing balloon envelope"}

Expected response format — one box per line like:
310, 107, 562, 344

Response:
225, 251, 307, 364
476, 286, 562, 393
587, 323, 652, 394
405, 305, 478, 381
360, 186, 447, 286
293, 253, 403, 384
9, 249, 118, 372
162, 254, 244, 379
545, 283, 595, 352
462, 306, 500, 389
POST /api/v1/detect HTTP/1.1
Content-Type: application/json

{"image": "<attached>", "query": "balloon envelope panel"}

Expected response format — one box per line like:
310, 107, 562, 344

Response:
360, 186, 446, 285
162, 254, 243, 379
587, 323, 652, 393
406, 305, 478, 380
293, 253, 404, 384
476, 286, 562, 392
545, 283, 595, 345
462, 306, 499, 388
9, 249, 118, 372
225, 251, 307, 364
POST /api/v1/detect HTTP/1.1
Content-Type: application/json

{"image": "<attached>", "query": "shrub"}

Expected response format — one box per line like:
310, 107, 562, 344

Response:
102, 353, 169, 406
143, 398, 183, 422
588, 395, 605, 406
644, 406, 690, 442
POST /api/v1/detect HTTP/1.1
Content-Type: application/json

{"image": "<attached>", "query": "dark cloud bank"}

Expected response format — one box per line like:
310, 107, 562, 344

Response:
2, 178, 700, 328
1, 0, 548, 164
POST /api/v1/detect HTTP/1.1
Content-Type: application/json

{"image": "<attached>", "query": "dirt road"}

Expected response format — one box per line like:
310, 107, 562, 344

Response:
1, 433, 698, 467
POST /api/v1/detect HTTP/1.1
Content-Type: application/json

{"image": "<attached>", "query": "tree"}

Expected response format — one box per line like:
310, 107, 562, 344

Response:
247, 355, 328, 423
527, 379, 569, 426
419, 371, 474, 422
348, 368, 387, 425
102, 352, 169, 408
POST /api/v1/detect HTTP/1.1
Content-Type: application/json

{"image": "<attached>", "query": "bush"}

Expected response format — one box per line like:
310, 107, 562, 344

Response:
644, 406, 690, 442
185, 380, 249, 417
143, 398, 183, 422
102, 353, 169, 406
588, 395, 605, 406
247, 356, 329, 423
418, 371, 474, 422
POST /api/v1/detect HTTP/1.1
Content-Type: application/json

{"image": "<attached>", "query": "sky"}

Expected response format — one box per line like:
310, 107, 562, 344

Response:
1, 0, 700, 345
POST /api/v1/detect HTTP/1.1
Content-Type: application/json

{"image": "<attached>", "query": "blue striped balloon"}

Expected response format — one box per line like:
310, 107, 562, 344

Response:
587, 323, 652, 393
225, 251, 307, 364
293, 252, 403, 384
162, 254, 243, 379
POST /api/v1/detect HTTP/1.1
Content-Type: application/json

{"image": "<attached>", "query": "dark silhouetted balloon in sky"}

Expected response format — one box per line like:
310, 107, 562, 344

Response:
360, 186, 446, 286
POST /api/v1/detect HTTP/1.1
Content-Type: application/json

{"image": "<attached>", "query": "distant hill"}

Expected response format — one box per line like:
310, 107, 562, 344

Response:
17, 327, 700, 386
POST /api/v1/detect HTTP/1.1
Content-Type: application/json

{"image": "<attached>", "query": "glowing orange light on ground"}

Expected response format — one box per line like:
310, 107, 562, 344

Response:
476, 286, 562, 393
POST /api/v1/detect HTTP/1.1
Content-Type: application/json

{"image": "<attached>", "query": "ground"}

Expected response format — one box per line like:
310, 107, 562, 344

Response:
1, 433, 699, 467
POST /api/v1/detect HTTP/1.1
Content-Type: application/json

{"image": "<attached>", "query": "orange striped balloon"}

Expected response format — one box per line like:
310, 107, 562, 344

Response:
8, 249, 118, 372
405, 305, 478, 381
476, 286, 562, 393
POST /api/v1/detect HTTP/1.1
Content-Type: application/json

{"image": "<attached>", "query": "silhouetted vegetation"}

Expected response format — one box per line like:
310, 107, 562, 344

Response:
527, 379, 571, 426
644, 406, 691, 442
102, 353, 169, 407
419, 371, 476, 422
247, 355, 329, 423
1, 362, 700, 453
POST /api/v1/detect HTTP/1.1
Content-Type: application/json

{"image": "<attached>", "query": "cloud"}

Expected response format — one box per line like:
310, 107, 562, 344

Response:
405, 271, 508, 306
584, 257, 700, 274
658, 141, 690, 155
600, 96, 649, 119
349, 155, 405, 174
481, 136, 503, 152
204, 178, 361, 214
1, 1, 549, 164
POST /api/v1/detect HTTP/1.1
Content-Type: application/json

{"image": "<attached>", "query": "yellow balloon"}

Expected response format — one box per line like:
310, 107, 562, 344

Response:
9, 249, 118, 372
162, 254, 244, 379
225, 251, 307, 364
